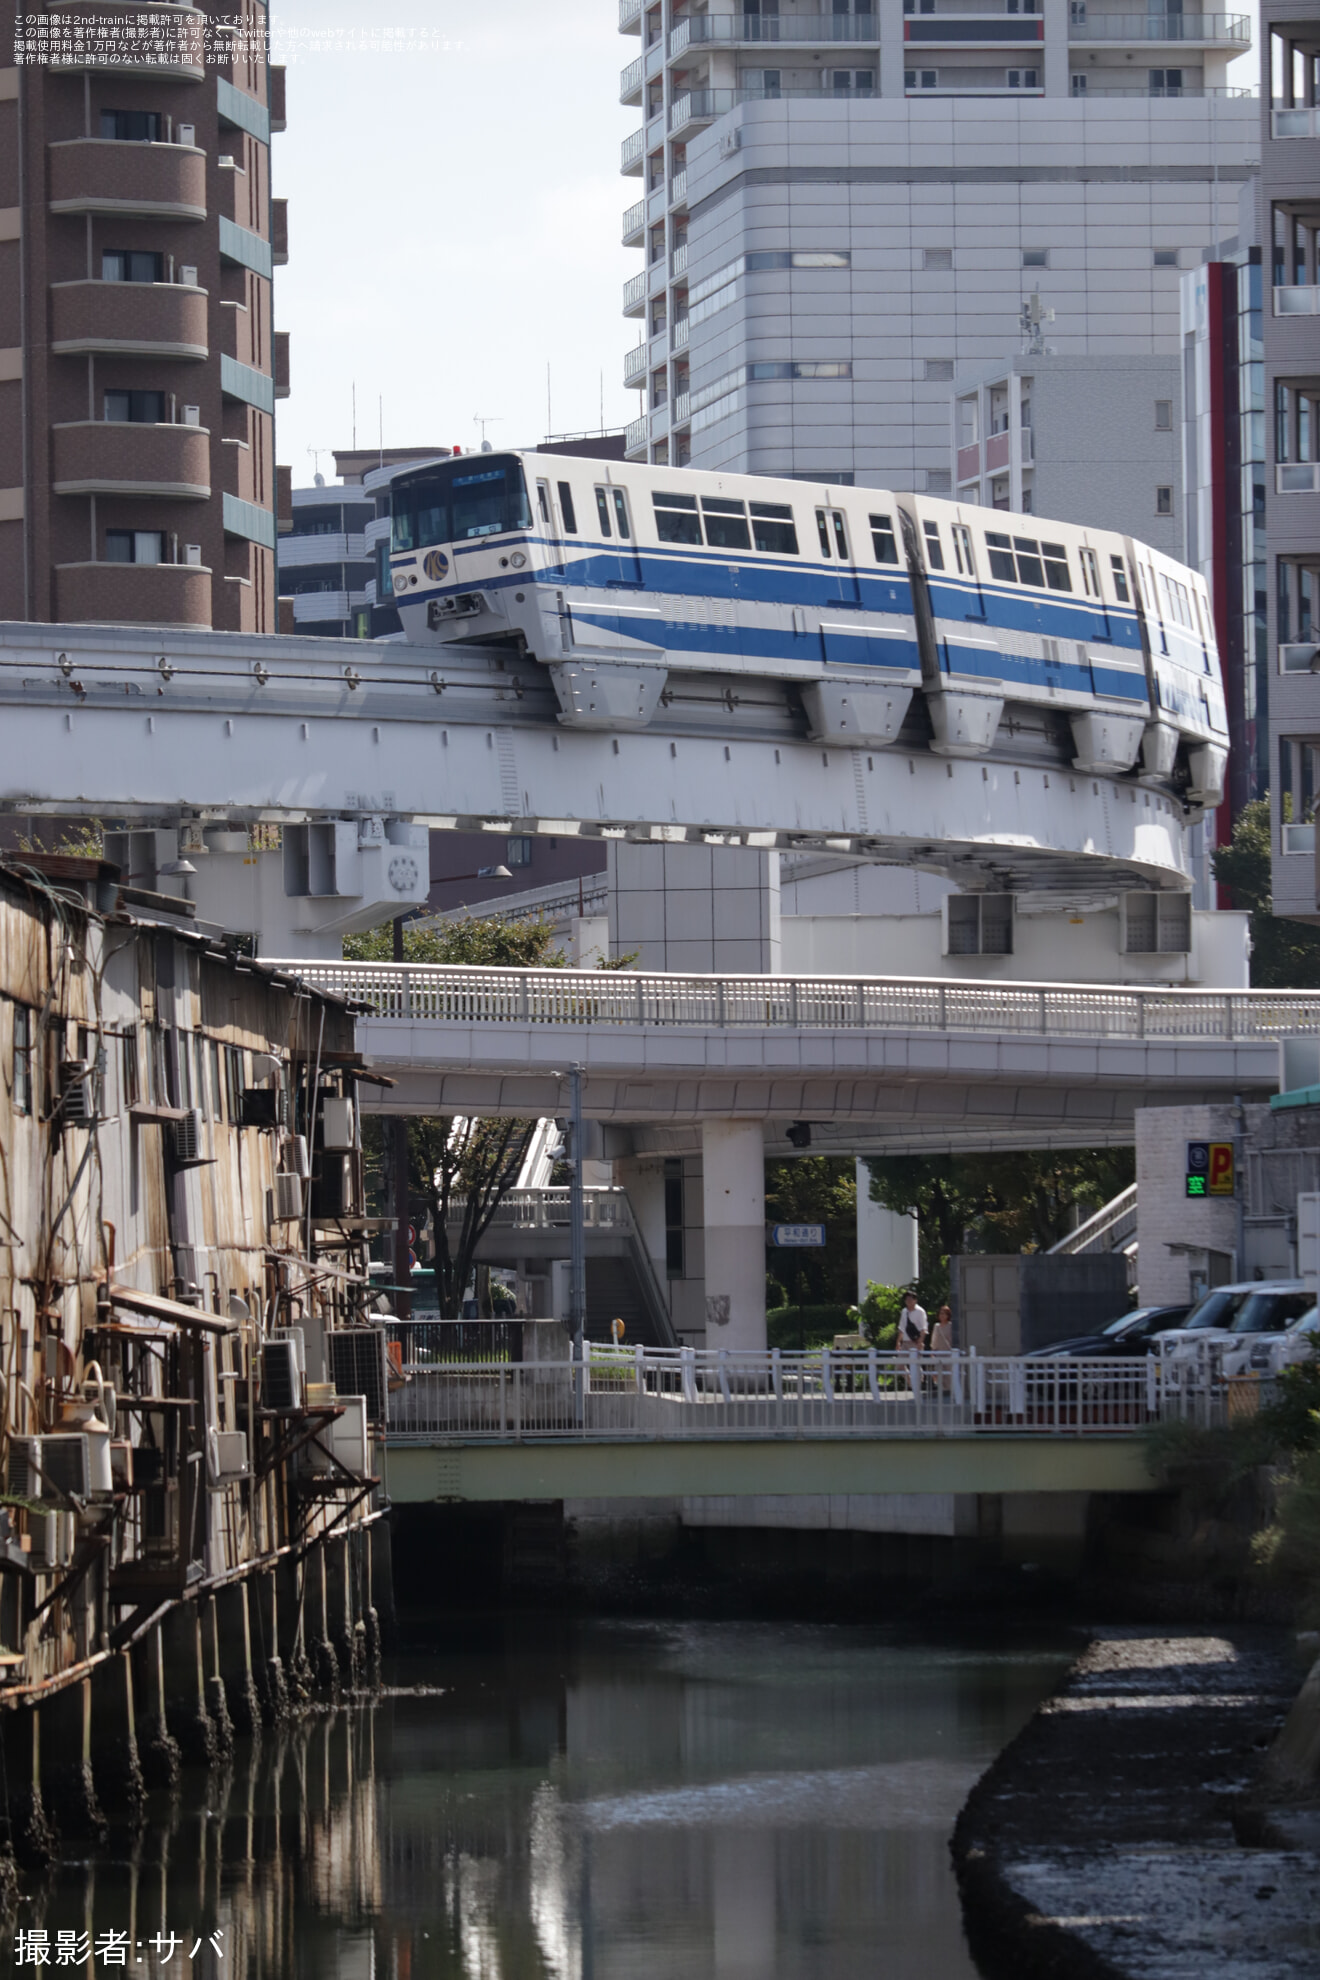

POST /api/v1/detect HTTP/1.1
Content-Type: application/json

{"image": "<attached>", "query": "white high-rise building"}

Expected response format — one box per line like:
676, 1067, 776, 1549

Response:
619, 2, 1256, 491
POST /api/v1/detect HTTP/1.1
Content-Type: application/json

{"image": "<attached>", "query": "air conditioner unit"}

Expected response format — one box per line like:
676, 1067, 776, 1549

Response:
310, 1395, 369, 1479
261, 1338, 302, 1412
213, 1429, 249, 1480
321, 1097, 355, 1150
26, 1510, 73, 1571
7, 1437, 40, 1499
58, 1060, 95, 1125
37, 1433, 92, 1503
241, 1087, 285, 1129
281, 1133, 310, 1177
328, 1327, 390, 1424
311, 1153, 354, 1218
273, 1171, 305, 1220
171, 1107, 203, 1164
272, 1325, 306, 1373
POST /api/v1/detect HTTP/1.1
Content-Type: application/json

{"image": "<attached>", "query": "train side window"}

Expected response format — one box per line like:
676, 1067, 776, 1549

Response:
536, 482, 551, 525
831, 511, 849, 561
612, 489, 632, 539
1012, 537, 1045, 587
557, 483, 578, 534
1109, 555, 1131, 603
1079, 546, 1100, 597
750, 501, 799, 554
951, 523, 975, 577
869, 514, 899, 563
653, 491, 703, 545
985, 531, 1017, 583
701, 496, 751, 551
815, 509, 832, 557
923, 520, 945, 571
1041, 542, 1072, 592
594, 488, 613, 537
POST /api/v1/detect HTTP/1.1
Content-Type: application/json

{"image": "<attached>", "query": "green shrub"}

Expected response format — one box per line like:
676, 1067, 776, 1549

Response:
846, 1281, 906, 1349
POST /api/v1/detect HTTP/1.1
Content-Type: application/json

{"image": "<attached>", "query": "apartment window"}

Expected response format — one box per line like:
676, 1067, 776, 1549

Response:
747, 360, 851, 381
701, 496, 751, 551
12, 1006, 33, 1116
1278, 560, 1317, 646
869, 514, 899, 564
905, 69, 939, 89
744, 250, 851, 272
830, 69, 874, 93
947, 894, 1013, 957
1122, 892, 1191, 955
952, 523, 976, 577
208, 1038, 221, 1121
749, 501, 799, 555
1007, 68, 1038, 88
1022, 249, 1049, 269
1154, 399, 1174, 432
224, 1046, 245, 1124
1155, 486, 1174, 516
506, 837, 533, 868
102, 250, 163, 284
1154, 250, 1179, 269
557, 483, 578, 535
653, 490, 703, 546
1071, 73, 1088, 95
106, 530, 166, 565
923, 520, 945, 571
924, 359, 954, 382
1110, 554, 1131, 603
923, 248, 953, 271
1150, 69, 1183, 96
100, 109, 161, 141
104, 390, 166, 424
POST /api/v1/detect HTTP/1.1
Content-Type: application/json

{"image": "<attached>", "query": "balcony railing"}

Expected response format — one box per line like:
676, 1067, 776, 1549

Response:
672, 85, 877, 129
624, 344, 647, 387
277, 532, 368, 569
1275, 284, 1320, 315
906, 17, 1045, 41
671, 167, 688, 206
621, 127, 645, 172
1274, 105, 1320, 137
1068, 11, 1250, 41
620, 53, 644, 101
1071, 82, 1254, 95
673, 318, 690, 350
619, 0, 642, 29
624, 415, 648, 456
623, 270, 647, 313
622, 198, 645, 243
672, 391, 691, 425
291, 590, 352, 623
673, 12, 879, 53
672, 241, 689, 277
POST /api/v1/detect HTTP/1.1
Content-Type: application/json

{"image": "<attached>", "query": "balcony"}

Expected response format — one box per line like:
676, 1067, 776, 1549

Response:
670, 90, 732, 134
278, 532, 368, 568
673, 317, 690, 350
1278, 462, 1320, 493
625, 414, 648, 458
271, 197, 288, 267
624, 344, 647, 387
672, 391, 691, 425
1274, 105, 1320, 137
54, 559, 212, 628
622, 127, 645, 174
269, 65, 287, 132
50, 279, 208, 359
48, 139, 205, 221
273, 330, 290, 400
622, 199, 645, 245
1074, 82, 1253, 94
620, 0, 642, 29
43, 2, 207, 80
291, 591, 351, 624
673, 13, 880, 53
620, 53, 644, 104
276, 464, 292, 535
51, 419, 211, 500
623, 270, 648, 316
1067, 10, 1250, 44
672, 242, 689, 278
957, 442, 980, 482
906, 16, 1045, 45
671, 167, 688, 208
1275, 285, 1320, 314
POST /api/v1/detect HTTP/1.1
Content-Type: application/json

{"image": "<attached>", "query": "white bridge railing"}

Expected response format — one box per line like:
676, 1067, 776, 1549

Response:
386, 1345, 1226, 1444
279, 962, 1320, 1044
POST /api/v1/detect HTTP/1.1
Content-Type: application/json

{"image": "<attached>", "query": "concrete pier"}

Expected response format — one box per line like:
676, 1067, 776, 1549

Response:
3, 1705, 55, 1864
250, 1566, 290, 1723
89, 1652, 146, 1817
214, 1582, 261, 1737
131, 1622, 183, 1790
159, 1603, 216, 1768
39, 1678, 105, 1839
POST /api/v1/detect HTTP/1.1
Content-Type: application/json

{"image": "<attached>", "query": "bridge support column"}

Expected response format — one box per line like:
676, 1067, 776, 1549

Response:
701, 1120, 766, 1352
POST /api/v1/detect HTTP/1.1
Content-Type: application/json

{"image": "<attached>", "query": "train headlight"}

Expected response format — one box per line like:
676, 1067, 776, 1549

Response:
510, 551, 527, 569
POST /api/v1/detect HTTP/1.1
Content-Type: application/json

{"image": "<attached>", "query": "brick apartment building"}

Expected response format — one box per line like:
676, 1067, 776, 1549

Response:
0, 0, 287, 632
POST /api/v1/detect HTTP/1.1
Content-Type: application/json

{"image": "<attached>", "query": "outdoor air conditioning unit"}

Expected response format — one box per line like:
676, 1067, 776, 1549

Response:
58, 1060, 95, 1126
328, 1327, 390, 1424
35, 1433, 92, 1503
171, 1107, 203, 1164
281, 1133, 310, 1177
272, 1325, 306, 1372
311, 1152, 355, 1218
261, 1338, 302, 1413
321, 1097, 355, 1150
177, 123, 195, 149
213, 1429, 249, 1480
273, 1171, 305, 1220
26, 1510, 73, 1571
7, 1437, 40, 1499
310, 1395, 369, 1479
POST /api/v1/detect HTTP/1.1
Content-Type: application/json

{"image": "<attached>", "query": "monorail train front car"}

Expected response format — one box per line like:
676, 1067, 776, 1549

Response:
387, 450, 1226, 810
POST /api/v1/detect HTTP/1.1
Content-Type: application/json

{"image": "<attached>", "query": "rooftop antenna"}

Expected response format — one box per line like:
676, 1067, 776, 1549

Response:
1020, 287, 1055, 356
474, 415, 502, 454
307, 444, 329, 488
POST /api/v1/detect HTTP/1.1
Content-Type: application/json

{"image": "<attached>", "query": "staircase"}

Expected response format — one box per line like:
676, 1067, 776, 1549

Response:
586, 1253, 666, 1348
1047, 1184, 1139, 1292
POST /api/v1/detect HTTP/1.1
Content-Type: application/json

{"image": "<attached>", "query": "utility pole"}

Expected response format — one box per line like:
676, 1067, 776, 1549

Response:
392, 913, 412, 1324
569, 1063, 586, 1352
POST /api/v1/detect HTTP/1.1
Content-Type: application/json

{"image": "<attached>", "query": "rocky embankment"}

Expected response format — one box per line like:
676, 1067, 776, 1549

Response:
954, 1628, 1320, 1980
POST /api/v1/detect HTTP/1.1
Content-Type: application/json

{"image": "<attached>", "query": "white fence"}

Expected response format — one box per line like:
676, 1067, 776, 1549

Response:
386, 1343, 1227, 1444
280, 962, 1320, 1045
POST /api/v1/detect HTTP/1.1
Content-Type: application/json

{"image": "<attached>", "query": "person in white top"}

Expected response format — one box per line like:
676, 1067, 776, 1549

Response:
898, 1291, 928, 1351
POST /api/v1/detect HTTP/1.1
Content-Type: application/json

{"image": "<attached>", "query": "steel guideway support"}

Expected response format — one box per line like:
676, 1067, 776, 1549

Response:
702, 1119, 767, 1352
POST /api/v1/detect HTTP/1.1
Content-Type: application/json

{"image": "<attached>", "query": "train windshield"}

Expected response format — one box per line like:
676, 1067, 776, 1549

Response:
391, 456, 532, 552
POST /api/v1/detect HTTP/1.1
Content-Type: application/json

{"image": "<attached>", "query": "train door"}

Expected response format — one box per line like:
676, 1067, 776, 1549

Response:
595, 483, 644, 588
536, 478, 564, 578
815, 505, 861, 606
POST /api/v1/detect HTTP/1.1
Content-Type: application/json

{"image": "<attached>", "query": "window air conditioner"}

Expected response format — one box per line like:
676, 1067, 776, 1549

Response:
261, 1338, 302, 1413
328, 1327, 390, 1424
171, 1107, 204, 1164
274, 1171, 305, 1220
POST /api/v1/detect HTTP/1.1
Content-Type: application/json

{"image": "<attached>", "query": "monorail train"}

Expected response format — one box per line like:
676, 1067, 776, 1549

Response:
387, 451, 1227, 808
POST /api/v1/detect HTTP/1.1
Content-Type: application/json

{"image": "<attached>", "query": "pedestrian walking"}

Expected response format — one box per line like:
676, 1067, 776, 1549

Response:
898, 1290, 928, 1351
930, 1305, 953, 1354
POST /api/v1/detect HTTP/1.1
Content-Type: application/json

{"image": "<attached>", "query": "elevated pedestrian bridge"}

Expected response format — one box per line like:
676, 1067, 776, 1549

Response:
287, 960, 1320, 1154
381, 1345, 1210, 1503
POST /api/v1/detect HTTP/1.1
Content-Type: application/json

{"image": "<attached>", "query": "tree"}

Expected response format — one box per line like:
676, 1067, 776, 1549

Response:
764, 1156, 857, 1309
1211, 796, 1320, 989
344, 912, 568, 967
864, 1148, 1135, 1310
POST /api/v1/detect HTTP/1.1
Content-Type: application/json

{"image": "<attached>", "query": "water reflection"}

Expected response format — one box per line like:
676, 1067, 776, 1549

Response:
28, 1621, 1070, 1979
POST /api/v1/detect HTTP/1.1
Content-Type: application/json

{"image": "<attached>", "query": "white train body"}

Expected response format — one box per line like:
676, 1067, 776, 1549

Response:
387, 452, 1227, 807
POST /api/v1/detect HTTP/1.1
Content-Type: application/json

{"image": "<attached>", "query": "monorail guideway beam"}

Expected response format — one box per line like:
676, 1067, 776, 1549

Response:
0, 623, 1197, 918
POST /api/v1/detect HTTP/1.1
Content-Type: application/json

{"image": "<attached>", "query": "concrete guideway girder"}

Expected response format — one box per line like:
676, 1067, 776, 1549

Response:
0, 620, 1194, 894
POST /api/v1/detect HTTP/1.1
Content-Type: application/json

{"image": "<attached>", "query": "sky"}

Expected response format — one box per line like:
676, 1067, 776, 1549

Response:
268, 1, 1261, 489
268, 0, 637, 483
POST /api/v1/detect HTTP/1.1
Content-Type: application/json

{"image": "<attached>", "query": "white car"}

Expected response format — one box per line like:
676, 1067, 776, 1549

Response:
1153, 1281, 1313, 1373
1220, 1303, 1319, 1380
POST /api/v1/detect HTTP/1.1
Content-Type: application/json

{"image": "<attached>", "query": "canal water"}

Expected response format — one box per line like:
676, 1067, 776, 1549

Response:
23, 1619, 1072, 1979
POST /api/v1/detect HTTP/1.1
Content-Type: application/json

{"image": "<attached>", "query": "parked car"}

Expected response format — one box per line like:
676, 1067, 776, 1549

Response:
1025, 1304, 1192, 1359
1153, 1281, 1313, 1366
1220, 1302, 1319, 1379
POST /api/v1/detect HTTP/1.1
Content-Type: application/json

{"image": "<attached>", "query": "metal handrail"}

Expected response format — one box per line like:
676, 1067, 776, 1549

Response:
1067, 11, 1250, 39
1047, 1183, 1138, 1255
276, 960, 1320, 1045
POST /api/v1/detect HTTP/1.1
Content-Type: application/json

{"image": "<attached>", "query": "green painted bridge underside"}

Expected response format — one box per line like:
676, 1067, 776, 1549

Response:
382, 1436, 1155, 1503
